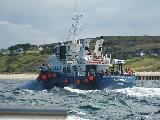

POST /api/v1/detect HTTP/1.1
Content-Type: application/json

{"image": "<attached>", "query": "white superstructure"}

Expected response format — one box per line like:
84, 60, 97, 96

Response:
46, 0, 123, 77
47, 37, 112, 77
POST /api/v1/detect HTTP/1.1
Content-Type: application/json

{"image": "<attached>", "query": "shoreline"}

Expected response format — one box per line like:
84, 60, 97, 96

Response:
135, 72, 160, 76
0, 72, 159, 80
0, 74, 38, 80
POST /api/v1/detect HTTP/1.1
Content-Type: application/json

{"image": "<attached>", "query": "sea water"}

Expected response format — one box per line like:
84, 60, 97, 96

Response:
0, 78, 160, 120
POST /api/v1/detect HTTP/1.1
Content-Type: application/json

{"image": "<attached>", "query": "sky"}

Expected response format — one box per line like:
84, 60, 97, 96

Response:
0, 0, 160, 49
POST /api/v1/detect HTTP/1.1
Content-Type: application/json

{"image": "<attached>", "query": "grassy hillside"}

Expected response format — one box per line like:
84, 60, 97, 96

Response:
4, 36, 159, 59
95, 36, 160, 59
0, 54, 159, 73
0, 36, 160, 73
0, 53, 48, 73
123, 56, 160, 72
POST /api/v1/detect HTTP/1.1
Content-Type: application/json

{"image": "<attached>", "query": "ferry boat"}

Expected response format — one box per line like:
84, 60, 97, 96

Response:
37, 1, 136, 90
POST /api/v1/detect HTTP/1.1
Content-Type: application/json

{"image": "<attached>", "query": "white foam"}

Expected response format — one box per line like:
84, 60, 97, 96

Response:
18, 80, 44, 90
64, 87, 100, 94
24, 89, 34, 94
114, 87, 160, 97
73, 110, 87, 116
66, 115, 89, 120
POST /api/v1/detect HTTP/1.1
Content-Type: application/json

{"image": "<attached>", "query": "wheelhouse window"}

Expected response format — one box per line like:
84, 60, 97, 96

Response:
85, 46, 89, 50
63, 67, 71, 73
63, 67, 67, 73
67, 67, 71, 73
68, 46, 70, 52
98, 47, 102, 51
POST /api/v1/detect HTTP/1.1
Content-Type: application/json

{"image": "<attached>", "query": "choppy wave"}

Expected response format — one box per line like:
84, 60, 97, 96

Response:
0, 79, 160, 120
66, 115, 89, 120
114, 87, 160, 97
64, 87, 100, 94
17, 80, 44, 91
65, 85, 160, 98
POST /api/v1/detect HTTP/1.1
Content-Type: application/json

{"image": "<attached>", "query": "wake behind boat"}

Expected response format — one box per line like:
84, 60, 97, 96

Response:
36, 1, 136, 90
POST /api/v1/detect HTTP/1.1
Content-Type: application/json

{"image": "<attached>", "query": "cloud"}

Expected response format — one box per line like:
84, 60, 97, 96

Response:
0, 0, 160, 48
0, 21, 57, 48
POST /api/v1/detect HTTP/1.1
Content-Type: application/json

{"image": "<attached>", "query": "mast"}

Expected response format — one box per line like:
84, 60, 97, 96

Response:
65, 0, 83, 61
74, 0, 77, 16
67, 0, 82, 43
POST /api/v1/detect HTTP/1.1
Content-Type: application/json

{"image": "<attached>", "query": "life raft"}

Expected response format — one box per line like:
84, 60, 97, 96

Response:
88, 75, 95, 81
39, 73, 48, 81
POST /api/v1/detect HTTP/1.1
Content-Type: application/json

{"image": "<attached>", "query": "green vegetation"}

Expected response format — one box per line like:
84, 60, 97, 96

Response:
99, 36, 160, 58
0, 53, 48, 73
123, 56, 160, 72
3, 36, 160, 58
0, 36, 160, 73
8, 43, 35, 51
0, 54, 159, 73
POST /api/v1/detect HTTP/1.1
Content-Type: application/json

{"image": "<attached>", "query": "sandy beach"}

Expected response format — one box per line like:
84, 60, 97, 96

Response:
0, 74, 38, 80
0, 72, 159, 80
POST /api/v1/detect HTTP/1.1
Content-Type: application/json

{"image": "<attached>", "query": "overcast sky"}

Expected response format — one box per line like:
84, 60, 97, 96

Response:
0, 0, 160, 49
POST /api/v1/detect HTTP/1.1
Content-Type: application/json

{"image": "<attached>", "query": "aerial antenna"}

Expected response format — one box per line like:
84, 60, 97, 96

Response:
74, 0, 77, 16
66, 0, 82, 42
